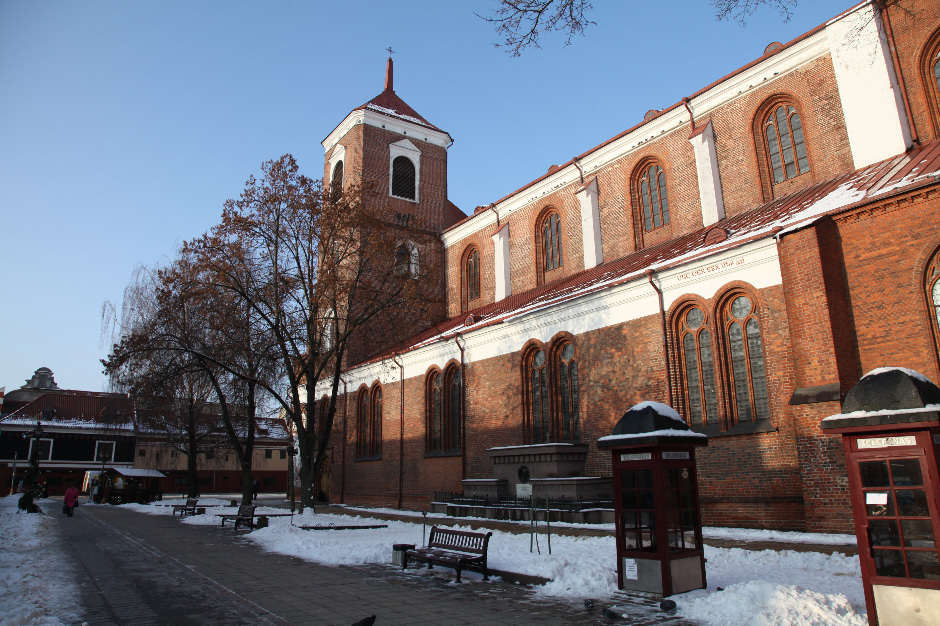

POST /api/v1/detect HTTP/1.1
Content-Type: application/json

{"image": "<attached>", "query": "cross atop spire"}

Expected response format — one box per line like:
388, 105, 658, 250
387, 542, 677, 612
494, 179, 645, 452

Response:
384, 54, 394, 92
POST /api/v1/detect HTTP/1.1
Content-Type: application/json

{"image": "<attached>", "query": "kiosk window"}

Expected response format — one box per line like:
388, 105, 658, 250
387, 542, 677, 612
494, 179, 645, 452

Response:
665, 467, 699, 552
620, 469, 657, 553
860, 458, 940, 580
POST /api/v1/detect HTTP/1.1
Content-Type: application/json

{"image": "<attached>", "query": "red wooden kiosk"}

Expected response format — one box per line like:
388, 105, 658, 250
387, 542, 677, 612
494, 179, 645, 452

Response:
821, 368, 940, 626
598, 401, 708, 596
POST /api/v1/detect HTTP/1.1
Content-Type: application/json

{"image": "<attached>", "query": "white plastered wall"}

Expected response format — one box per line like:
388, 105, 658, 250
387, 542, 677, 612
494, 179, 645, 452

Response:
826, 2, 912, 169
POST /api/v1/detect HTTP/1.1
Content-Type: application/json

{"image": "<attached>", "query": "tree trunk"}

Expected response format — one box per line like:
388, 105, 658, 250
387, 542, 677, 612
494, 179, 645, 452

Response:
186, 430, 199, 497
296, 426, 318, 512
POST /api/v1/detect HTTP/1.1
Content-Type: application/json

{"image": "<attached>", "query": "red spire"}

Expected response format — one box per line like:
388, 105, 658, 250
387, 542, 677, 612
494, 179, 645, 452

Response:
385, 56, 394, 92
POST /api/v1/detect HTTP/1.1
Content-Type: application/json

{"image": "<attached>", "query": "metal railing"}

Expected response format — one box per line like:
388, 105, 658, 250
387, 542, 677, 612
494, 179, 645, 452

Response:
433, 491, 612, 511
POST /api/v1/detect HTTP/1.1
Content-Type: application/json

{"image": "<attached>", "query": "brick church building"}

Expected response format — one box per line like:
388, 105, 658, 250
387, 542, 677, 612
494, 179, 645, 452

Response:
313, 0, 940, 533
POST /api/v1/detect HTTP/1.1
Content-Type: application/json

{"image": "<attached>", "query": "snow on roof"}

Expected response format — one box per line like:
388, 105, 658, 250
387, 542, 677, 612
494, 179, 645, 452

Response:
821, 404, 940, 422
351, 141, 940, 370
354, 89, 442, 132
486, 443, 577, 451
862, 367, 933, 384
597, 430, 708, 443
113, 468, 166, 478
632, 401, 684, 424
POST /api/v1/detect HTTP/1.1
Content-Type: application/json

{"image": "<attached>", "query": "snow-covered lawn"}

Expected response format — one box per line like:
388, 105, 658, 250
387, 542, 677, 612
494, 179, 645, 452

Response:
4, 495, 870, 626
0, 496, 83, 626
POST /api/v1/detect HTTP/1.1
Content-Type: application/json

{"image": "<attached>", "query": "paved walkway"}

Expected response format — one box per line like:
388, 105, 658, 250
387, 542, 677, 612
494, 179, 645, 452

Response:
54, 503, 695, 626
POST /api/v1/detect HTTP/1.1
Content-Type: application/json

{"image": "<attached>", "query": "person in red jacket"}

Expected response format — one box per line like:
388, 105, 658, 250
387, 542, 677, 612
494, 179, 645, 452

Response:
63, 482, 80, 517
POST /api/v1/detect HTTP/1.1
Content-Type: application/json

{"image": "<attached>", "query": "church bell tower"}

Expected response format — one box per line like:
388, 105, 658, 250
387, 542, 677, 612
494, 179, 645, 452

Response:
321, 57, 463, 234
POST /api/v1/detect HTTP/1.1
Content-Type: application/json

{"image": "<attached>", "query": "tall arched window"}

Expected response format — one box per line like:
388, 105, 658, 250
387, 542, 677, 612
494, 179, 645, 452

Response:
391, 156, 416, 200
428, 371, 443, 452
920, 29, 940, 136
331, 161, 344, 201
356, 385, 382, 459
370, 386, 383, 456
556, 342, 580, 441
764, 104, 809, 184
527, 348, 549, 443
524, 340, 581, 444
463, 246, 480, 311
927, 248, 940, 363
724, 294, 769, 423
537, 210, 563, 284
637, 162, 670, 232
447, 368, 462, 451
356, 389, 369, 457
677, 306, 719, 427
427, 367, 463, 453
543, 213, 562, 271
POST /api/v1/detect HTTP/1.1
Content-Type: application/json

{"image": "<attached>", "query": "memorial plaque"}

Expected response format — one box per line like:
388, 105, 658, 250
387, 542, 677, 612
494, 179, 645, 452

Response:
516, 483, 532, 497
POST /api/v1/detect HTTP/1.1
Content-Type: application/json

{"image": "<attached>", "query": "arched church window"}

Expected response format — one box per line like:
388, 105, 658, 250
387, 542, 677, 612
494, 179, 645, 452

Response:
391, 156, 416, 200
927, 248, 940, 364
677, 306, 718, 426
428, 371, 443, 452
724, 294, 770, 423
763, 104, 809, 184
463, 246, 480, 311
356, 389, 369, 457
556, 342, 580, 441
536, 209, 563, 284
527, 348, 549, 444
637, 162, 670, 232
370, 386, 383, 457
331, 161, 344, 201
426, 367, 463, 453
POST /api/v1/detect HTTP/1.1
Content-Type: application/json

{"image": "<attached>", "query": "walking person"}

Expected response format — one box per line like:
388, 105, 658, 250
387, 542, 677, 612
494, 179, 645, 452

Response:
63, 482, 80, 517
251, 479, 259, 501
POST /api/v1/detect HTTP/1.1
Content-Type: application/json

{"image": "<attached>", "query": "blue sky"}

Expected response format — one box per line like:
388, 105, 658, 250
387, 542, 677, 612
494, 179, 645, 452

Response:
0, 0, 851, 394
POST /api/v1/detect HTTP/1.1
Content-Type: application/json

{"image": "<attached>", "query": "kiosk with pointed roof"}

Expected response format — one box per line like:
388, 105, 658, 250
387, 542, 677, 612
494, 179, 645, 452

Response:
598, 401, 708, 596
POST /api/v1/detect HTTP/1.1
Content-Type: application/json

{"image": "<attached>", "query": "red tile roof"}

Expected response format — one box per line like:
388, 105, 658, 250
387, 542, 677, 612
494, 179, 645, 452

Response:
354, 88, 442, 133
0, 391, 135, 429
355, 141, 940, 367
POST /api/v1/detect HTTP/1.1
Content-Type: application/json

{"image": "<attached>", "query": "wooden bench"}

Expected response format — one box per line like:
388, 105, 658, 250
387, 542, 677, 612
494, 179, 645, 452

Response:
402, 526, 492, 582
217, 505, 293, 530
172, 499, 198, 517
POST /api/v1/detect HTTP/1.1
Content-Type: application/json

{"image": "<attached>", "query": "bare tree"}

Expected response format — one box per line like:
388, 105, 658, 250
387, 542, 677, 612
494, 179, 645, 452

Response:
103, 258, 271, 505
484, 0, 908, 56
185, 154, 441, 511
480, 0, 595, 56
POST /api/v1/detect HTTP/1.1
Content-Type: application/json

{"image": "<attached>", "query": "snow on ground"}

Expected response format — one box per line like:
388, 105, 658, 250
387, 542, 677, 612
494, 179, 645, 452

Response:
3, 493, 869, 626
0, 495, 84, 626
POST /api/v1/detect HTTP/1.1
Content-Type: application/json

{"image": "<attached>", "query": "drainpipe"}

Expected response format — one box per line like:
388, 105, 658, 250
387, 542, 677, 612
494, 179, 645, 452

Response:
572, 156, 584, 184
646, 269, 673, 407
683, 97, 695, 131
393, 354, 405, 509
454, 333, 467, 480
880, 5, 918, 146
488, 203, 500, 227
340, 375, 348, 504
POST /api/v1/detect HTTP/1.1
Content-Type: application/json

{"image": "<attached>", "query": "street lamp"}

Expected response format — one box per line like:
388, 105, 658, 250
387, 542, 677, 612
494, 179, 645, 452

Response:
18, 419, 43, 512
96, 449, 109, 503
